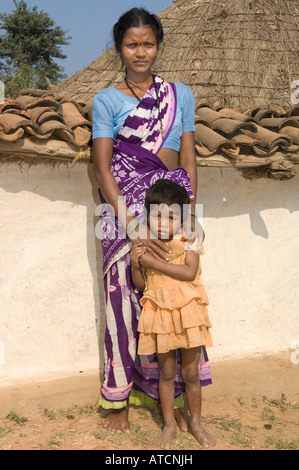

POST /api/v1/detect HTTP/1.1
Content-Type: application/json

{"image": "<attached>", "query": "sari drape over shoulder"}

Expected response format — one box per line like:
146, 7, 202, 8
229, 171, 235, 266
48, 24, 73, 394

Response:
97, 77, 194, 275
96, 76, 212, 408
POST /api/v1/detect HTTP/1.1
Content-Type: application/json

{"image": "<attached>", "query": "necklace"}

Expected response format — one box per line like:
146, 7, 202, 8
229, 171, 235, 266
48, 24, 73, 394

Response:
125, 75, 164, 136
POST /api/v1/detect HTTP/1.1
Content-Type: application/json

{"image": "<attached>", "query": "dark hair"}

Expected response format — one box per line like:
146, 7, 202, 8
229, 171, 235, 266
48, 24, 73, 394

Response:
145, 179, 191, 222
113, 8, 164, 54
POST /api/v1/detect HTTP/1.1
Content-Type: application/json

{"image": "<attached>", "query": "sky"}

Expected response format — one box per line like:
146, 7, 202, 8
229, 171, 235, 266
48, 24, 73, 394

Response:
0, 0, 172, 78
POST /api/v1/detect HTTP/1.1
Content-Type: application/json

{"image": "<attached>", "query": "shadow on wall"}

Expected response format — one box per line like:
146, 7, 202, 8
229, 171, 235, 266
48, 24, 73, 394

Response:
0, 161, 106, 372
196, 167, 299, 239
0, 162, 298, 370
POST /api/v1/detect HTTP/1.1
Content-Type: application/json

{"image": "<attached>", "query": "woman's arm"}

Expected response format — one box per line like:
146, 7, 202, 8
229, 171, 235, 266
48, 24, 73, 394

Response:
179, 131, 205, 244
139, 250, 199, 282
179, 131, 197, 210
93, 138, 131, 221
93, 138, 171, 259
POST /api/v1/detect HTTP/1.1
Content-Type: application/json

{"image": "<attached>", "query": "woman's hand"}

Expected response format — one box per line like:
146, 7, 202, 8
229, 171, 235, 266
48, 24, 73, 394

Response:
181, 215, 205, 246
129, 223, 171, 261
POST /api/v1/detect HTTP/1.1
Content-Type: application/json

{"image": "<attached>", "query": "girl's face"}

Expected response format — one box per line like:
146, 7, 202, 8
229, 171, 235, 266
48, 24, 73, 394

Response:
120, 25, 158, 76
148, 203, 182, 241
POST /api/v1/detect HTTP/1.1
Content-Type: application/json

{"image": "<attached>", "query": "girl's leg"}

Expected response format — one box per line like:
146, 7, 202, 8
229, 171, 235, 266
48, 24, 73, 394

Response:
156, 351, 177, 449
180, 347, 216, 448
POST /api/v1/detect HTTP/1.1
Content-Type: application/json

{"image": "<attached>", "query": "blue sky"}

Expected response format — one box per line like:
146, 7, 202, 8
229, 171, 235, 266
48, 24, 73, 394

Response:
0, 0, 172, 78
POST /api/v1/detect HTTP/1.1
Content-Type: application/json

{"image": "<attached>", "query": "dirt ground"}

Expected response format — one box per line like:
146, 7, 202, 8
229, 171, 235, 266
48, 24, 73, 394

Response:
0, 352, 298, 451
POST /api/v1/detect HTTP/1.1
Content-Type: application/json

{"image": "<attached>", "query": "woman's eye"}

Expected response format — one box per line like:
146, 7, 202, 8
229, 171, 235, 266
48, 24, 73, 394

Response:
126, 42, 155, 48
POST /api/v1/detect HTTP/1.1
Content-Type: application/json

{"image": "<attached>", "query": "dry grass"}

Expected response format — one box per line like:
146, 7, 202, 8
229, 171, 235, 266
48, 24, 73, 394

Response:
1, 393, 298, 451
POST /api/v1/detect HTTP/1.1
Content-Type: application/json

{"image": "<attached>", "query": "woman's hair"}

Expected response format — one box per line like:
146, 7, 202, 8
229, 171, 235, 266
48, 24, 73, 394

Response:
144, 179, 191, 222
113, 8, 164, 54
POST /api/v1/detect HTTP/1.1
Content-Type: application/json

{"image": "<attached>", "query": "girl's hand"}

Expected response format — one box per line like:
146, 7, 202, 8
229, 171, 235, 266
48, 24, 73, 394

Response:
129, 223, 171, 261
139, 251, 157, 270
130, 243, 146, 270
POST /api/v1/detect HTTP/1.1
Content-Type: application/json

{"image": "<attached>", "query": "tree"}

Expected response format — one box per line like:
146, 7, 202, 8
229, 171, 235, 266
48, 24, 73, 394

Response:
0, 0, 71, 93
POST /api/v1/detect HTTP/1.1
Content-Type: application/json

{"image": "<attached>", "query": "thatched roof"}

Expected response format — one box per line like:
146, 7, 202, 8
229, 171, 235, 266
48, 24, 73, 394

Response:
0, 0, 298, 180
51, 0, 299, 108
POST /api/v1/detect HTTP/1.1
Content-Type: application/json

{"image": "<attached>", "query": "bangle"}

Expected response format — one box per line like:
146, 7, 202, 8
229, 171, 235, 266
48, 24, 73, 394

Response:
109, 196, 123, 206
126, 219, 140, 236
188, 209, 197, 217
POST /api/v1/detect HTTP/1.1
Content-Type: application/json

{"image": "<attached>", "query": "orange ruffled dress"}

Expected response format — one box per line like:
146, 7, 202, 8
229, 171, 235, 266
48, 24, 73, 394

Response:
137, 237, 213, 355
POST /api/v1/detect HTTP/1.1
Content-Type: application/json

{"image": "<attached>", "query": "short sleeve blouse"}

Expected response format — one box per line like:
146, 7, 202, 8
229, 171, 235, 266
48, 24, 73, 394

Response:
92, 82, 196, 152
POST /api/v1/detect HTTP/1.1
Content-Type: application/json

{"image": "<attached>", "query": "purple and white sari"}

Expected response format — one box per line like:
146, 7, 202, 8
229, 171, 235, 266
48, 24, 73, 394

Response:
97, 76, 212, 409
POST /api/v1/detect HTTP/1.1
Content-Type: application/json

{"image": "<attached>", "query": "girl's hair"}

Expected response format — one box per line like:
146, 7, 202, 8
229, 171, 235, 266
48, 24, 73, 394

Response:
144, 179, 191, 222
113, 8, 164, 54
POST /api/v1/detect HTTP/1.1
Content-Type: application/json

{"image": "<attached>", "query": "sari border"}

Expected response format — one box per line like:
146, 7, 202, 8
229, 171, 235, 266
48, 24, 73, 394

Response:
153, 80, 178, 155
103, 242, 132, 278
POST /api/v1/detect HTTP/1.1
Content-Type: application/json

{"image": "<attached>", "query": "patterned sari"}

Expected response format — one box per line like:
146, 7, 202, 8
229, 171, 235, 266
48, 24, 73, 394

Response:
96, 76, 212, 409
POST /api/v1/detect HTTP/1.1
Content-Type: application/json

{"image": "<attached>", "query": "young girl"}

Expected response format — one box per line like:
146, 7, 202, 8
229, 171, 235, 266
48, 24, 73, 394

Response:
130, 179, 215, 449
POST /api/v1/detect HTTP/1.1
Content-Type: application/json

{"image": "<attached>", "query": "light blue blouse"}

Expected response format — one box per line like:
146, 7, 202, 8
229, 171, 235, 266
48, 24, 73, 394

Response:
92, 82, 196, 152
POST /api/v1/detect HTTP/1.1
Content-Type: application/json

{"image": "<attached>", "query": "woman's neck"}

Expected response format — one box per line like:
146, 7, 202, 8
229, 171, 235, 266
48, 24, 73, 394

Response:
125, 70, 153, 89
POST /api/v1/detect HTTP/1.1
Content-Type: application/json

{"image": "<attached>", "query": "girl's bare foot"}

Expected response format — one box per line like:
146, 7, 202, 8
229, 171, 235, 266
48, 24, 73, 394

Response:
189, 417, 216, 448
174, 408, 189, 432
103, 406, 131, 433
155, 420, 177, 449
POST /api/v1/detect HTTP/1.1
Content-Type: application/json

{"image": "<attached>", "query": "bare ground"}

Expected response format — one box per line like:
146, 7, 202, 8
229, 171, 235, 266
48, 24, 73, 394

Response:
0, 352, 298, 451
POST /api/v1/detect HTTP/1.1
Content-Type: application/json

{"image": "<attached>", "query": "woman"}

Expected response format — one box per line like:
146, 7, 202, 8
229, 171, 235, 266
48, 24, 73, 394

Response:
92, 8, 212, 441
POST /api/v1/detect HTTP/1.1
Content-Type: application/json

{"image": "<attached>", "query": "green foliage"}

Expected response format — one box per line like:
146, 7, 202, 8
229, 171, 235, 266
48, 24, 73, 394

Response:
7, 411, 28, 426
0, 0, 71, 94
4, 62, 37, 98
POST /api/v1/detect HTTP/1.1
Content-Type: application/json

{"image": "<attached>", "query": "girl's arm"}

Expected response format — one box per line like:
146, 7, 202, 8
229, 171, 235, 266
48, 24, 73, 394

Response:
131, 268, 146, 292
139, 250, 199, 282
130, 243, 146, 291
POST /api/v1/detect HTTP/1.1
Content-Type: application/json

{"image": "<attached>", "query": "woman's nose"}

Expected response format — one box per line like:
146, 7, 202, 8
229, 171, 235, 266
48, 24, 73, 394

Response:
136, 44, 146, 56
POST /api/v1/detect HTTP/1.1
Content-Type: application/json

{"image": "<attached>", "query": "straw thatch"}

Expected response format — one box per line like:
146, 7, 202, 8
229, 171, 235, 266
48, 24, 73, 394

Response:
1, 0, 299, 179
51, 0, 299, 108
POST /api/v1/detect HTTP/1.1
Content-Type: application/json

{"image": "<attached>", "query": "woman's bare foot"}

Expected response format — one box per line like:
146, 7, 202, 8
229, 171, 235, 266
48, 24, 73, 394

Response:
103, 406, 131, 433
155, 420, 177, 449
174, 408, 189, 432
189, 417, 216, 448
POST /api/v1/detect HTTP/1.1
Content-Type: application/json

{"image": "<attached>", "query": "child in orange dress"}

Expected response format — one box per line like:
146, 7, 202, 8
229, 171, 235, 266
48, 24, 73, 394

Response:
130, 179, 215, 449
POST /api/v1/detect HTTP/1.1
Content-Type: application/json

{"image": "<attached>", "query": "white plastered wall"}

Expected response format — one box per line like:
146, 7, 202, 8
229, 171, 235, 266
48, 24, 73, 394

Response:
0, 162, 298, 385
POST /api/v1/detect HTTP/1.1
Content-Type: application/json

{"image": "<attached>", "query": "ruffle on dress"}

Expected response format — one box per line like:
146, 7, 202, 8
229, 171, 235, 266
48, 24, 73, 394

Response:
140, 278, 209, 310
138, 280, 212, 355
137, 237, 213, 355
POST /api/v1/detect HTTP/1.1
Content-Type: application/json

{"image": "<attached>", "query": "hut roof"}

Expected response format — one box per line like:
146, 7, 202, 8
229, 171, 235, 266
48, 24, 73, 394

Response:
0, 90, 298, 180
51, 0, 299, 108
0, 0, 298, 180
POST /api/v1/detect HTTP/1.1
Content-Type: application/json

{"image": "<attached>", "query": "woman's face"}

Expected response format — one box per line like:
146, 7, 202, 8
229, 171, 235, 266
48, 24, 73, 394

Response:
120, 25, 158, 76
